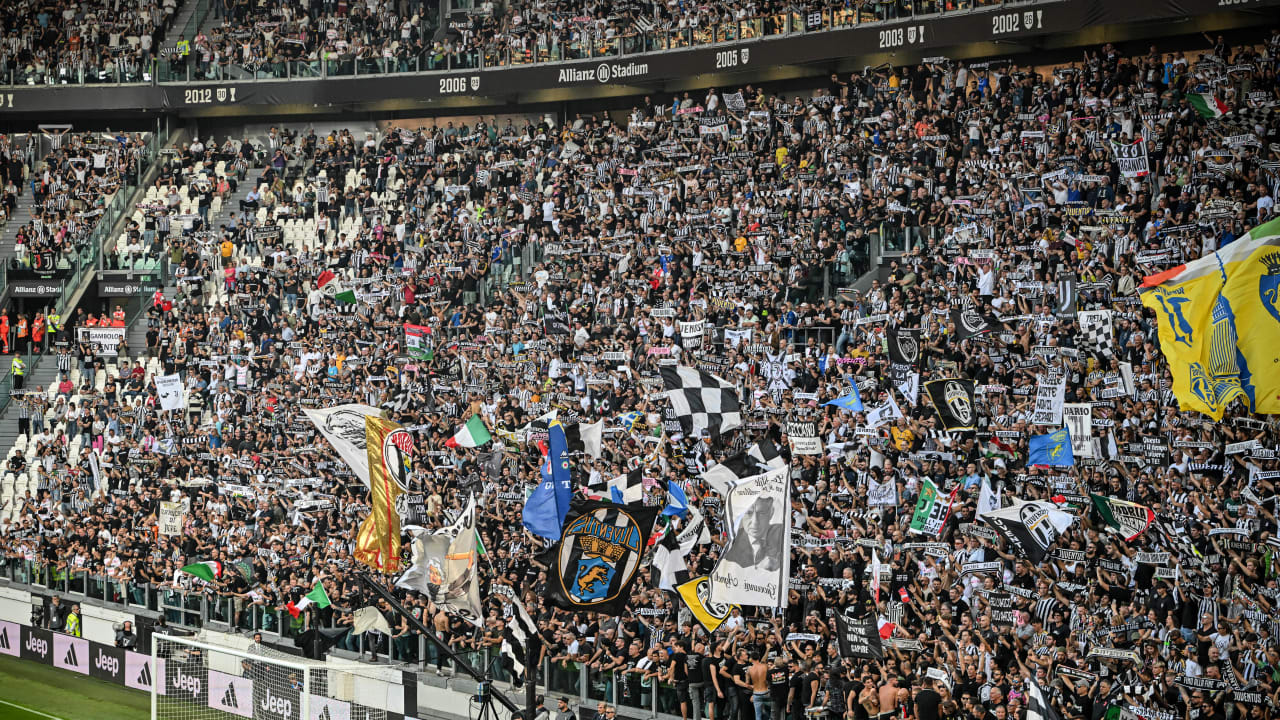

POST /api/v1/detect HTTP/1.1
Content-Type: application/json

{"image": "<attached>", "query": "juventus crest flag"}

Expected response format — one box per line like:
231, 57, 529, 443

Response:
887, 328, 921, 368
951, 306, 999, 341
542, 498, 660, 615
925, 378, 977, 431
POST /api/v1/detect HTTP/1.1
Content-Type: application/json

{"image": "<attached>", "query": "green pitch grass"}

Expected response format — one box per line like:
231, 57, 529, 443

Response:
0, 653, 151, 720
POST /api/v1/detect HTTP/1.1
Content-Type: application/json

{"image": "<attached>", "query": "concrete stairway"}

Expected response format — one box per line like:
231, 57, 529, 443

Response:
0, 353, 64, 520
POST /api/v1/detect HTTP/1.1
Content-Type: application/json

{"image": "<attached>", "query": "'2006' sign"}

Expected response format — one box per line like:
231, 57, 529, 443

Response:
878, 25, 925, 49
991, 9, 1044, 35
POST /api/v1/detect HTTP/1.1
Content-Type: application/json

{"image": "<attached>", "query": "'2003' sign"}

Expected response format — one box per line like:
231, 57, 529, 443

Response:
991, 9, 1045, 35
879, 25, 926, 49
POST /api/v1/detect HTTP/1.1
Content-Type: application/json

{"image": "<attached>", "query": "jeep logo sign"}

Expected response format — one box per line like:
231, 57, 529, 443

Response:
90, 646, 124, 683
24, 635, 47, 658
169, 666, 207, 702
174, 670, 202, 694
20, 626, 52, 663
260, 689, 293, 718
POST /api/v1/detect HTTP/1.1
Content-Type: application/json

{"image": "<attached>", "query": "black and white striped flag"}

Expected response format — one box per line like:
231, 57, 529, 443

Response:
501, 595, 538, 686
700, 439, 784, 495
1027, 679, 1063, 720
607, 467, 645, 504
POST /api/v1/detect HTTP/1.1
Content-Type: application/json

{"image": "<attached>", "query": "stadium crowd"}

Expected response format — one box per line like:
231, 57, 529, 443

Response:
192, 0, 1003, 79
2, 27, 1280, 720
0, 0, 181, 84
8, 130, 149, 272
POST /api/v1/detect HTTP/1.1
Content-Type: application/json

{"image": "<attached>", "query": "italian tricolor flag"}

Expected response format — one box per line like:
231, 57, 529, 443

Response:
1188, 93, 1228, 119
180, 561, 223, 582
286, 582, 332, 618
445, 415, 492, 448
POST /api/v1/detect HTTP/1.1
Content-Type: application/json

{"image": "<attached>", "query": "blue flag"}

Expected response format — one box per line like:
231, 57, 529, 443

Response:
824, 385, 863, 412
521, 422, 575, 539
663, 480, 689, 518
1028, 427, 1074, 467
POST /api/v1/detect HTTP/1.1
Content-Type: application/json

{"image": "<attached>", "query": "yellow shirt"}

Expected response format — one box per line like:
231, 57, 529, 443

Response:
221, 241, 234, 258
734, 235, 749, 253
775, 147, 789, 166
891, 427, 914, 452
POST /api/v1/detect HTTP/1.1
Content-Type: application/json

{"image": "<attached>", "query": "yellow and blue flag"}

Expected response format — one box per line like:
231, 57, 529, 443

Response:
824, 384, 864, 412
1028, 427, 1074, 467
616, 411, 643, 432
1141, 217, 1280, 419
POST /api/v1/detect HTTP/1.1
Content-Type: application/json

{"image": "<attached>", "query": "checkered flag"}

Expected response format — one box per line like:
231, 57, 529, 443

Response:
660, 365, 742, 440
1077, 309, 1114, 355
1218, 105, 1276, 132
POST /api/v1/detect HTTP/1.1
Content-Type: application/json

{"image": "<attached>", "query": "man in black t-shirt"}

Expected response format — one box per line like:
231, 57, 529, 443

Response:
914, 678, 942, 720
769, 657, 790, 720
670, 640, 691, 720
687, 640, 707, 720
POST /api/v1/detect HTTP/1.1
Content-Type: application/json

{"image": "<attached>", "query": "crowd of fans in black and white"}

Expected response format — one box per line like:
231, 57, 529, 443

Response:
189, 0, 1005, 80
0, 0, 181, 84
3, 28, 1280, 720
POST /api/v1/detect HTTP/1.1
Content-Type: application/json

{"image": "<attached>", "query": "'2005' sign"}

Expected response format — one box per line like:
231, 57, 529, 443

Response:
991, 9, 1044, 35
878, 25, 925, 49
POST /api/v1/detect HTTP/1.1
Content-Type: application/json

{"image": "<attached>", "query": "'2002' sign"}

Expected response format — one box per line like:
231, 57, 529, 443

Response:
991, 9, 1045, 35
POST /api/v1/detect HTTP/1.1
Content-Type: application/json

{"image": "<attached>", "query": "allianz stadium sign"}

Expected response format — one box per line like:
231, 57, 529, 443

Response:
0, 0, 1273, 115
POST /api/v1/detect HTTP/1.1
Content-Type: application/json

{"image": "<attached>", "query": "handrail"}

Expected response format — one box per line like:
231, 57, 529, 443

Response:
0, 0, 1036, 88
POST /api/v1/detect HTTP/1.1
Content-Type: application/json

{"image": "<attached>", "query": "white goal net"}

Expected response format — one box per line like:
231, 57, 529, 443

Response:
152, 633, 389, 720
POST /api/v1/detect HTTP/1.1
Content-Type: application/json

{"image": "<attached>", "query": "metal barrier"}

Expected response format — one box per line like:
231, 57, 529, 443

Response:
1, 0, 1024, 87
0, 556, 719, 718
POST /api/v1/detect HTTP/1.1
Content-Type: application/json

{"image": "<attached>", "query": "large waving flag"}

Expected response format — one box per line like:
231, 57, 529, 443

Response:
446, 415, 492, 448
1140, 217, 1280, 419
1187, 93, 1228, 120
824, 385, 864, 412
307, 405, 411, 572
522, 422, 575, 539
1028, 427, 1074, 467
180, 561, 223, 582
397, 495, 485, 625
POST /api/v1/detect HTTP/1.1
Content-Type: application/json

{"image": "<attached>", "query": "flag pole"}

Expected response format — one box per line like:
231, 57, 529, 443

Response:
356, 572, 524, 717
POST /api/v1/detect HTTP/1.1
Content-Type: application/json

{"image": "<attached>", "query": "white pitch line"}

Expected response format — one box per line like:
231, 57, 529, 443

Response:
0, 698, 68, 720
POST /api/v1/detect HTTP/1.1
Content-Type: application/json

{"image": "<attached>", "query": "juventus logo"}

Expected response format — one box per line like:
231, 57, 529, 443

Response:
896, 334, 918, 363
959, 309, 985, 333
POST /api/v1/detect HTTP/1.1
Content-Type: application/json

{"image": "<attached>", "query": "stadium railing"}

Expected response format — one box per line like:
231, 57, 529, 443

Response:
0, 0, 1025, 87
0, 556, 712, 718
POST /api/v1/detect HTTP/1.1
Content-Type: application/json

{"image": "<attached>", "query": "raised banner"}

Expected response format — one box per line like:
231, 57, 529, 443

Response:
159, 501, 186, 536
1110, 138, 1150, 177
154, 373, 186, 411
75, 326, 126, 357
909, 478, 957, 536
709, 466, 792, 607
834, 614, 883, 660
1062, 403, 1095, 458
1031, 373, 1066, 425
